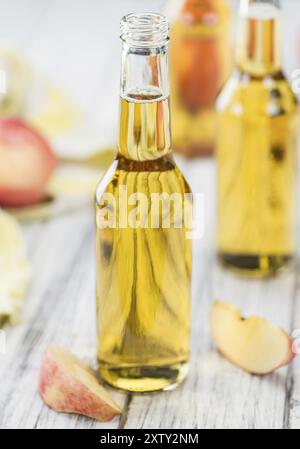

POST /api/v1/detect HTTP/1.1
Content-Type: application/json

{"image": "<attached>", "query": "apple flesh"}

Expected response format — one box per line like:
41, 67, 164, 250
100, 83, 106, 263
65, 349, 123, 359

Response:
0, 119, 57, 207
39, 346, 122, 422
210, 301, 296, 375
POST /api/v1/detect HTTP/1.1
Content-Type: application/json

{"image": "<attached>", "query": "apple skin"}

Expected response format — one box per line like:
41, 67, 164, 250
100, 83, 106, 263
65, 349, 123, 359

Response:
0, 119, 57, 207
210, 301, 296, 375
39, 347, 122, 422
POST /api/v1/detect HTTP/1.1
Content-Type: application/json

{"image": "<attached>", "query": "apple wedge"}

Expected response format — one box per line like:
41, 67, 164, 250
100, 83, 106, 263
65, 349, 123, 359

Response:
210, 301, 296, 375
39, 346, 122, 422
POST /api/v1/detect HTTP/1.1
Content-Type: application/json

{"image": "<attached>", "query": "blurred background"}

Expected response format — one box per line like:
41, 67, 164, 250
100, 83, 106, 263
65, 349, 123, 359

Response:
0, 0, 298, 160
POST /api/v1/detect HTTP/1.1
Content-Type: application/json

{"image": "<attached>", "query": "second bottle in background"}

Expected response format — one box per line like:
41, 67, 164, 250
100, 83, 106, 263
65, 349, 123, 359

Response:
167, 0, 232, 157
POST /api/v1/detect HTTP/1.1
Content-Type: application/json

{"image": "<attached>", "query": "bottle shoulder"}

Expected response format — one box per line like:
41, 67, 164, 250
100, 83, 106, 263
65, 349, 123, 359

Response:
95, 156, 192, 206
217, 69, 299, 116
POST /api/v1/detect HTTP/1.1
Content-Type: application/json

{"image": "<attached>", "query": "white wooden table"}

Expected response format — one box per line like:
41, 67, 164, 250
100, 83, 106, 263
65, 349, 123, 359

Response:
0, 0, 300, 430
1, 157, 300, 430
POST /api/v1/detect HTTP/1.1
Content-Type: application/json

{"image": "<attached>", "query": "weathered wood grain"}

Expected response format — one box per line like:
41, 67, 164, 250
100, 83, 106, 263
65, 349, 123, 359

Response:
288, 277, 300, 429
126, 217, 294, 430
0, 210, 125, 429
124, 160, 297, 430
1, 158, 297, 429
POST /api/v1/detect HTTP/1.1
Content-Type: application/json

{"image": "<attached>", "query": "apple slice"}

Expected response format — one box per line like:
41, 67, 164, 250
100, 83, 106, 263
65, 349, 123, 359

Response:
0, 118, 57, 207
39, 346, 122, 422
210, 301, 296, 375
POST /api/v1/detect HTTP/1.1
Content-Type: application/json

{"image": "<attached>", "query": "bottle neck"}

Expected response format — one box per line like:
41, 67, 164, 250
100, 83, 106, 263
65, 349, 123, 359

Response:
236, 1, 282, 76
118, 44, 172, 161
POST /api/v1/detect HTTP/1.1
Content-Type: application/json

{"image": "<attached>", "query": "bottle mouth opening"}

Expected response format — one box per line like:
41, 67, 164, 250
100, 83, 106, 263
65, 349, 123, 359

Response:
120, 13, 169, 47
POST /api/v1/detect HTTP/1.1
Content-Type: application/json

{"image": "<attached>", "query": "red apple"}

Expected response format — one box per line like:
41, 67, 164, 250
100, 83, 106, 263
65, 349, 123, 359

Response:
39, 346, 122, 422
0, 119, 57, 207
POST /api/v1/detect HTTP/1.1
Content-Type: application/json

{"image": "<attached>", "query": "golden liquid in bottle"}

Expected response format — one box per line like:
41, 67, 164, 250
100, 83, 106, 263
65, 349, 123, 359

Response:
95, 92, 191, 392
169, 0, 231, 157
217, 5, 299, 277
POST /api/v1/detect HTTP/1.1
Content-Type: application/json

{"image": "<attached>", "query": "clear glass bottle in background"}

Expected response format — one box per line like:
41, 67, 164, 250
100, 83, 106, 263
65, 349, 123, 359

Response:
95, 13, 192, 393
217, 0, 299, 277
168, 0, 232, 157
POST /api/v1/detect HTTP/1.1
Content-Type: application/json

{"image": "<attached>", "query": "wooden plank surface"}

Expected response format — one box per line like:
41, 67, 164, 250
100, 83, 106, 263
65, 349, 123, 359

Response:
125, 269, 296, 429
0, 158, 298, 429
0, 211, 125, 429
124, 160, 298, 430
289, 278, 300, 429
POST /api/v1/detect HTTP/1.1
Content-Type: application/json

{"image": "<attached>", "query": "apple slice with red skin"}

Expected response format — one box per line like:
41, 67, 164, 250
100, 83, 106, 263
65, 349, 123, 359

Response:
0, 119, 57, 207
39, 346, 122, 422
210, 301, 296, 375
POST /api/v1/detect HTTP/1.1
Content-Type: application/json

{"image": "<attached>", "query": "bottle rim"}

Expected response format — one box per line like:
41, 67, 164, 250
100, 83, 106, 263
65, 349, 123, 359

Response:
120, 12, 169, 48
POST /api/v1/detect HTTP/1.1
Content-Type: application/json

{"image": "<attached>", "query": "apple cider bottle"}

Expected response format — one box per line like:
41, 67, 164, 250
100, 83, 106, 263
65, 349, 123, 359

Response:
168, 0, 232, 157
95, 13, 192, 392
217, 0, 299, 276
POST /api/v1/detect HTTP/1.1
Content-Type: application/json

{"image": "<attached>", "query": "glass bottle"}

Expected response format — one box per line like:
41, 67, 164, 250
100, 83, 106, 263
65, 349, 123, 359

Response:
95, 13, 192, 392
168, 0, 232, 157
217, 0, 299, 277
